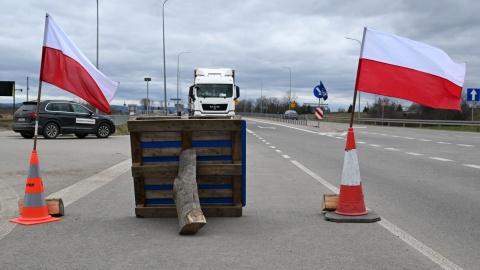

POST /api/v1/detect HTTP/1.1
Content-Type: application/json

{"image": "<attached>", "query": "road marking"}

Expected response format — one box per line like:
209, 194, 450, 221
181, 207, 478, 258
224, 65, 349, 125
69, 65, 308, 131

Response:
357, 141, 366, 144
403, 137, 415, 140
275, 150, 282, 153
265, 142, 270, 145
419, 139, 432, 142
370, 144, 381, 147
406, 152, 423, 156
457, 144, 474, 147
282, 155, 290, 159
385, 148, 400, 151
390, 135, 400, 138
0, 178, 20, 241
47, 159, 131, 207
258, 126, 276, 129
290, 160, 462, 270
270, 146, 276, 149
463, 164, 480, 169
437, 142, 451, 145
430, 157, 452, 162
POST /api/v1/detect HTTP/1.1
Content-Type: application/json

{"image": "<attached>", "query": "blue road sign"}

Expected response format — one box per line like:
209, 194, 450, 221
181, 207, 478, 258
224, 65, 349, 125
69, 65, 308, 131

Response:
467, 88, 480, 101
313, 85, 323, 99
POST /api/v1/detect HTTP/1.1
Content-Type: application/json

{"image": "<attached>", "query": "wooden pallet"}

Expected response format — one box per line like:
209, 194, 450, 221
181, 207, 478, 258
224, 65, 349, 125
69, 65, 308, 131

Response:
128, 117, 246, 217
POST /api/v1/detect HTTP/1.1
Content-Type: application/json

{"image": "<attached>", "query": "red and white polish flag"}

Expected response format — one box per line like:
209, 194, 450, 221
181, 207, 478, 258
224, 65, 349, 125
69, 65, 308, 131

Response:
356, 27, 466, 110
40, 13, 119, 114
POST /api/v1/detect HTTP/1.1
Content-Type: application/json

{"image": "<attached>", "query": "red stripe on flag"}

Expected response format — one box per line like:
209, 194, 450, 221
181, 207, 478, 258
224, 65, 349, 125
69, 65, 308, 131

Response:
40, 46, 111, 114
356, 59, 462, 110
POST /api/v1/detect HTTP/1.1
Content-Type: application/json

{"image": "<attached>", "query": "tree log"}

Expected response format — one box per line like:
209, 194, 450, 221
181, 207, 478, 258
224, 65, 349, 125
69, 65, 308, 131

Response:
321, 194, 339, 211
173, 148, 206, 235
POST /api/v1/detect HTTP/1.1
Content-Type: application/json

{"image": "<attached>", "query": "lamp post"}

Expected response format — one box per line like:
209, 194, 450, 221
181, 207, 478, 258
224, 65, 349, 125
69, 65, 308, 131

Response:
162, 0, 169, 116
345, 37, 362, 118
14, 88, 22, 114
281, 66, 291, 110
255, 79, 263, 113
177, 51, 190, 113
144, 78, 151, 114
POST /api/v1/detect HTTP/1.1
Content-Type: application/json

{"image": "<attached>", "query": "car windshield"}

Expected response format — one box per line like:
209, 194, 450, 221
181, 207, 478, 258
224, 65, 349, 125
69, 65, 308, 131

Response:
16, 104, 37, 113
196, 84, 233, 98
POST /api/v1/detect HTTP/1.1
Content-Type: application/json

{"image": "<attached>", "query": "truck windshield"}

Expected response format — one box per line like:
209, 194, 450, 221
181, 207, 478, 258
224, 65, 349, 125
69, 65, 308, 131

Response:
196, 84, 233, 98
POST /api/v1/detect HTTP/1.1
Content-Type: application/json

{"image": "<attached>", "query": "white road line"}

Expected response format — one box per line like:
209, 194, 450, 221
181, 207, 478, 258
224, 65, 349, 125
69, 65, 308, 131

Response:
390, 135, 400, 138
385, 148, 400, 151
437, 142, 451, 145
406, 152, 424, 156
430, 157, 453, 162
403, 137, 415, 140
265, 142, 270, 145
457, 144, 474, 147
282, 155, 290, 159
419, 139, 432, 142
463, 164, 480, 169
47, 159, 131, 207
290, 160, 462, 270
275, 150, 282, 153
270, 146, 276, 149
370, 144, 381, 147
357, 141, 366, 144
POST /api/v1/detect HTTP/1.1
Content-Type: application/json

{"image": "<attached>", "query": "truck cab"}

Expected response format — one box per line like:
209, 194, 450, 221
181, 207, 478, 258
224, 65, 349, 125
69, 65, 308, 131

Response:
188, 68, 240, 117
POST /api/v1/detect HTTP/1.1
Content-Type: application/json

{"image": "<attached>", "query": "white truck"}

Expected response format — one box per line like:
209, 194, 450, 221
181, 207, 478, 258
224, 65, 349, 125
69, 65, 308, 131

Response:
188, 68, 240, 116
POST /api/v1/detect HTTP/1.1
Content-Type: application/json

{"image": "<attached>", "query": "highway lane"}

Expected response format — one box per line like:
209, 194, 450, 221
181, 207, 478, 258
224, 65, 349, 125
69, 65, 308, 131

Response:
0, 123, 477, 269
246, 118, 480, 270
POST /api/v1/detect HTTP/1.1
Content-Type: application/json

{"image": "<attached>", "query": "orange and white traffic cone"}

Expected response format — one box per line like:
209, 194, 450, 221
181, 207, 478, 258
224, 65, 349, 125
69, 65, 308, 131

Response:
10, 150, 60, 226
325, 128, 380, 223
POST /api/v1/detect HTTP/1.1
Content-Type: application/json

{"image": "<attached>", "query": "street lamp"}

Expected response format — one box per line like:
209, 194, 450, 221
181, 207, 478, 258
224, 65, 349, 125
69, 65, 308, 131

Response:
255, 79, 263, 113
144, 78, 151, 114
162, 0, 169, 116
281, 66, 291, 110
13, 88, 22, 114
345, 37, 362, 118
177, 51, 190, 113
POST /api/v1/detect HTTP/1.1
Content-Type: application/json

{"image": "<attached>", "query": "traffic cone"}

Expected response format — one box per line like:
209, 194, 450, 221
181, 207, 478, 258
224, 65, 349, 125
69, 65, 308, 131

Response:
10, 150, 60, 225
324, 128, 380, 223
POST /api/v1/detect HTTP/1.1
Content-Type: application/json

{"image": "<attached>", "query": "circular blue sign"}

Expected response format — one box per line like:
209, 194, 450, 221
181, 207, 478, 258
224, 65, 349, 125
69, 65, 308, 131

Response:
313, 85, 323, 99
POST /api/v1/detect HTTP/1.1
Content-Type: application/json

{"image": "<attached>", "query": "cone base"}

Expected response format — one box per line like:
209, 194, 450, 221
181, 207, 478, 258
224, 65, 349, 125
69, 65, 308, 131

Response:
324, 211, 380, 223
10, 215, 60, 226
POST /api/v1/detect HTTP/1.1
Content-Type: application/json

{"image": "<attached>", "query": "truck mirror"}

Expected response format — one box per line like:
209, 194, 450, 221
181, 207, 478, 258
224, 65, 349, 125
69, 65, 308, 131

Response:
236, 86, 240, 99
189, 85, 196, 101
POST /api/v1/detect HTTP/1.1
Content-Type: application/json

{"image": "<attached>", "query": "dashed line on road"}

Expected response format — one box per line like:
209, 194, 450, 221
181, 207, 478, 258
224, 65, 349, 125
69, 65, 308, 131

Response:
282, 155, 290, 159
463, 164, 480, 169
457, 144, 474, 147
437, 142, 451, 145
406, 152, 424, 156
385, 148, 401, 151
429, 157, 452, 162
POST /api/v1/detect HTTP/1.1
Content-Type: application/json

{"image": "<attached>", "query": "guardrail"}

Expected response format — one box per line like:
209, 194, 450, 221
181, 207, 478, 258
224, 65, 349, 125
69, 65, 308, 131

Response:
237, 112, 308, 126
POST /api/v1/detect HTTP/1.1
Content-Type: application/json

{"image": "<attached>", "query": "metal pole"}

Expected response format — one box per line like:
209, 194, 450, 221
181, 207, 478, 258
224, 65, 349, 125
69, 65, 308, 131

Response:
26, 77, 29, 101
95, 0, 99, 114
345, 37, 362, 119
177, 51, 190, 113
281, 66, 291, 110
255, 79, 262, 113
144, 78, 151, 114
162, 0, 168, 116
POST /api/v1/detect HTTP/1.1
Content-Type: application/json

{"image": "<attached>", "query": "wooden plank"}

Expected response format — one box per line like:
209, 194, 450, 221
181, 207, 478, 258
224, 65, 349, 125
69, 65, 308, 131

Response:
322, 194, 339, 211
133, 177, 146, 206
195, 147, 232, 156
182, 130, 192, 150
141, 132, 181, 142
232, 130, 242, 163
192, 131, 231, 141
144, 175, 232, 185
133, 163, 242, 177
197, 164, 242, 175
232, 175, 242, 205
129, 132, 142, 165
146, 188, 232, 199
142, 147, 182, 157
135, 204, 242, 218
128, 119, 242, 132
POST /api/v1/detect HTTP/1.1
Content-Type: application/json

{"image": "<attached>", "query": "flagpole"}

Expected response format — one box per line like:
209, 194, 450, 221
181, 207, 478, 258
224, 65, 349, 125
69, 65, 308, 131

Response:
33, 81, 43, 151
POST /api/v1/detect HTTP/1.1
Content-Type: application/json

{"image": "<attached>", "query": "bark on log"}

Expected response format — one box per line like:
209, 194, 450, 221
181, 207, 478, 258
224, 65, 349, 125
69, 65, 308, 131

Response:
173, 148, 206, 235
321, 194, 339, 211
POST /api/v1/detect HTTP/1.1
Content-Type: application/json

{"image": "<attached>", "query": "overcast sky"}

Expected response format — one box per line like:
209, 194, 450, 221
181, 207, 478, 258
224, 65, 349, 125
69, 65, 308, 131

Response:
1, 0, 479, 111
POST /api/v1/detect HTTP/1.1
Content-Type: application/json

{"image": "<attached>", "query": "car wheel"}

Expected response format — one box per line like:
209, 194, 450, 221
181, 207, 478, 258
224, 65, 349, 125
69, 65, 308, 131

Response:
20, 133, 34, 139
96, 123, 111, 138
43, 122, 59, 139
75, 133, 88, 139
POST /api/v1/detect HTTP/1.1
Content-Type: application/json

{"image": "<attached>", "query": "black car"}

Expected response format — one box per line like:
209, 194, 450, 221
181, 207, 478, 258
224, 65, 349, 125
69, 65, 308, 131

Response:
12, 100, 116, 139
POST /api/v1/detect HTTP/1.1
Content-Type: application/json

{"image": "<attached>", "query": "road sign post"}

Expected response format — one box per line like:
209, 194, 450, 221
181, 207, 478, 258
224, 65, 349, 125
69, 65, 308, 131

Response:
467, 89, 479, 121
315, 107, 323, 128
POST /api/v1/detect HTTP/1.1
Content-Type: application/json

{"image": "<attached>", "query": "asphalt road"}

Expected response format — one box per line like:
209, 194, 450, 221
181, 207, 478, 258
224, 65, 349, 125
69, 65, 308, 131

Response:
0, 120, 478, 269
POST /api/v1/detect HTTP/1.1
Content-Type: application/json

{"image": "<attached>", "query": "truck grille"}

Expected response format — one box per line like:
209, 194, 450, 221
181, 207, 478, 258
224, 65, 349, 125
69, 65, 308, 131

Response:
201, 104, 228, 111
